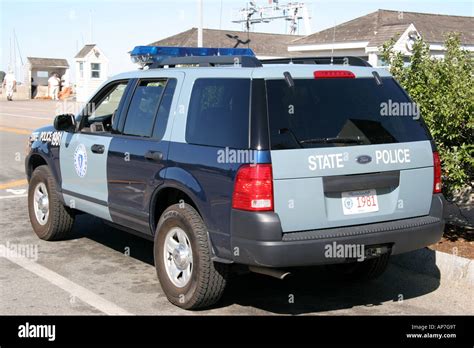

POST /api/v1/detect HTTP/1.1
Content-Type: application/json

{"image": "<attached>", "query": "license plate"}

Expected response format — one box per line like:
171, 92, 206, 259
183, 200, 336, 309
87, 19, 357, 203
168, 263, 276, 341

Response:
341, 189, 379, 215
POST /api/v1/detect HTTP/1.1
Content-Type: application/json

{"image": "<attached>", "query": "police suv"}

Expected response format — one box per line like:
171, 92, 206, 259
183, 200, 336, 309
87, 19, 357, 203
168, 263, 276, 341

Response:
26, 47, 445, 309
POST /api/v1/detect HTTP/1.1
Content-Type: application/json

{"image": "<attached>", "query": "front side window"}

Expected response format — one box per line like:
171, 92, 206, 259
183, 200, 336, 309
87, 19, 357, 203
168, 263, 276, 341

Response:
123, 80, 167, 137
91, 63, 100, 78
185, 78, 251, 148
79, 62, 84, 79
80, 81, 129, 132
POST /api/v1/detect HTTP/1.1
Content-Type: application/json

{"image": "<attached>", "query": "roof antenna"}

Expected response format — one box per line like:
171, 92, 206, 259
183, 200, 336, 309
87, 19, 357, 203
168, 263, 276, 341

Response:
331, 20, 336, 65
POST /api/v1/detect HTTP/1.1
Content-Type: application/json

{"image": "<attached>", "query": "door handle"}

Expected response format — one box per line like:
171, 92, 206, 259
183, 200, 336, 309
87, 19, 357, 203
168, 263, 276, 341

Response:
144, 150, 163, 161
91, 144, 105, 154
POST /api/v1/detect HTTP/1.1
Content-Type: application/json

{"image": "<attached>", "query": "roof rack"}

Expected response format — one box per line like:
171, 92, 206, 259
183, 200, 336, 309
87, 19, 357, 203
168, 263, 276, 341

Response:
149, 55, 262, 69
261, 56, 372, 67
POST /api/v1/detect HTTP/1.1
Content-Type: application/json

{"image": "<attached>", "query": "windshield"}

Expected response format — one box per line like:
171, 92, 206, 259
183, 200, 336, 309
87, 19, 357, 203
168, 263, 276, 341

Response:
266, 77, 431, 150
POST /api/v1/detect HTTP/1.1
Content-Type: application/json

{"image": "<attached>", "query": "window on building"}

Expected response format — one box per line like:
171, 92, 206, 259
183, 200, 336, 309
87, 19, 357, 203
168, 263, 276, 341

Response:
91, 63, 101, 78
79, 62, 84, 79
37, 71, 48, 78
123, 80, 167, 137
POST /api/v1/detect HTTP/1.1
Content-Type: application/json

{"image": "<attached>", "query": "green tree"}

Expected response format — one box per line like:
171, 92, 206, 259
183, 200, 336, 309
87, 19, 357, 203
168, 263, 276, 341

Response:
381, 33, 474, 198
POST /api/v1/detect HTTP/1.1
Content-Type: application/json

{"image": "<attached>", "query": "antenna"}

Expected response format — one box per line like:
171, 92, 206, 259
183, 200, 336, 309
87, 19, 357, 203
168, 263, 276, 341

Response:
232, 1, 312, 35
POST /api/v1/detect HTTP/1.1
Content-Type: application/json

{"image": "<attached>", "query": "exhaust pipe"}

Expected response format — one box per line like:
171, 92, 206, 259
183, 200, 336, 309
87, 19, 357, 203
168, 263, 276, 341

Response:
249, 266, 291, 280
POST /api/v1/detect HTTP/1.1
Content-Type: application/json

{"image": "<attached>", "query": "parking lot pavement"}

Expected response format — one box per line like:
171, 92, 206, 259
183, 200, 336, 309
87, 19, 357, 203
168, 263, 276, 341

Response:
0, 100, 59, 131
0, 100, 472, 315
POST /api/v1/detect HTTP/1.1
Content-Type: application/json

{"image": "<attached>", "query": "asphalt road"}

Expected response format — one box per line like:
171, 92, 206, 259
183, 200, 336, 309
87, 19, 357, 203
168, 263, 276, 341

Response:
0, 100, 472, 315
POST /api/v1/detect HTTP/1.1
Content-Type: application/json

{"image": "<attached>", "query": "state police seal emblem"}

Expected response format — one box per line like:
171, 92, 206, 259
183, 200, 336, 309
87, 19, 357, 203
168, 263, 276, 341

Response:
74, 144, 88, 178
344, 198, 353, 210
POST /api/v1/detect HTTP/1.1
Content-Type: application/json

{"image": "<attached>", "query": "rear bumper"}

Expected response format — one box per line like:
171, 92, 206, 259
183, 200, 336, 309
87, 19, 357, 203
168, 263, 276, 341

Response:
230, 194, 445, 267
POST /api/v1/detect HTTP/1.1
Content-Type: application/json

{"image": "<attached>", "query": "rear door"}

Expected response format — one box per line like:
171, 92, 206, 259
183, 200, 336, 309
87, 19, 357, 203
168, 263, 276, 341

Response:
266, 75, 434, 232
107, 73, 183, 234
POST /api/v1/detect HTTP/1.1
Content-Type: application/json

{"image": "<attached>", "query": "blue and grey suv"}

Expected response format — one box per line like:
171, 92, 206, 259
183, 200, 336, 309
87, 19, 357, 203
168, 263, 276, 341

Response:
25, 48, 445, 309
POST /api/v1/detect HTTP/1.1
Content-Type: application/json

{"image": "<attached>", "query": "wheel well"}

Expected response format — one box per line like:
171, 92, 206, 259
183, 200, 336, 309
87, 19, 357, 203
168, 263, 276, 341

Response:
152, 187, 200, 231
27, 154, 47, 180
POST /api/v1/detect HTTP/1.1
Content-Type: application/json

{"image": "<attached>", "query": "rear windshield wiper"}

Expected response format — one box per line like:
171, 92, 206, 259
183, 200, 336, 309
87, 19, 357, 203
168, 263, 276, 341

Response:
278, 128, 304, 148
299, 137, 365, 145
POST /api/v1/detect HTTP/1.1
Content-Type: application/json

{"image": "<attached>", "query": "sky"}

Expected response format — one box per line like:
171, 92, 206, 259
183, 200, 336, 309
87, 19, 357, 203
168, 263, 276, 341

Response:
1, 0, 473, 81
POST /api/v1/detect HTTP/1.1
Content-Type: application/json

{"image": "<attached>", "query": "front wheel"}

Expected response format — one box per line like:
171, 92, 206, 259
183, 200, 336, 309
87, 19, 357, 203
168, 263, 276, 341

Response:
27, 165, 75, 240
154, 203, 228, 310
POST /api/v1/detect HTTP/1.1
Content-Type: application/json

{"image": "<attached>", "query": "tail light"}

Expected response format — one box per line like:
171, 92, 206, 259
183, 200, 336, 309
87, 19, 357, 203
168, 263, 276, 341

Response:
314, 70, 355, 79
232, 164, 273, 211
433, 152, 442, 193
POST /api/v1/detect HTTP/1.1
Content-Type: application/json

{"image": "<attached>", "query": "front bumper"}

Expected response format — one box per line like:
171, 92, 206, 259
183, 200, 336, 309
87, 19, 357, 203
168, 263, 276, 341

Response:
230, 194, 445, 267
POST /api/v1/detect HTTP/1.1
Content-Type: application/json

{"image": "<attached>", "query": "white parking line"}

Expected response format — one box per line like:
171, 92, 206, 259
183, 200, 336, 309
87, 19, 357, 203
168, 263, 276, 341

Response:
0, 245, 133, 315
0, 194, 28, 200
0, 113, 52, 120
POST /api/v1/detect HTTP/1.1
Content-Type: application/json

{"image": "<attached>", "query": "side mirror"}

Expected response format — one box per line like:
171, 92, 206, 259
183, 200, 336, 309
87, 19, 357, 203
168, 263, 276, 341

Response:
53, 114, 76, 131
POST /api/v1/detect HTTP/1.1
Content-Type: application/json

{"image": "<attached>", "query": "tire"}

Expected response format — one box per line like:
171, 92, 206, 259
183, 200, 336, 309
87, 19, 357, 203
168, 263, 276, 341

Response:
328, 253, 390, 281
154, 203, 228, 310
28, 165, 75, 241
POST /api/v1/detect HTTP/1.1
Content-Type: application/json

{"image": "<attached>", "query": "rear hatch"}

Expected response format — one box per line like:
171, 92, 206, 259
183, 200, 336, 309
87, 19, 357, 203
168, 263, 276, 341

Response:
266, 71, 435, 232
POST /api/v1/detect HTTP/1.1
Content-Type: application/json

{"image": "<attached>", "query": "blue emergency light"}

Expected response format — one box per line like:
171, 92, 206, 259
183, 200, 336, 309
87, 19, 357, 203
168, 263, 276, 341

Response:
130, 46, 256, 66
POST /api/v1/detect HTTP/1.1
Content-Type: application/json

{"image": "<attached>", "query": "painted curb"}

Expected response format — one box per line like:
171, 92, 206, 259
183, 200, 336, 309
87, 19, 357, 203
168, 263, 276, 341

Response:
391, 248, 474, 286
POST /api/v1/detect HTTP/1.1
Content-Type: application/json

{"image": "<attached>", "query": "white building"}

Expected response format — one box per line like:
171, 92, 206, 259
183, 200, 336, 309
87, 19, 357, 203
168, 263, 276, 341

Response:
24, 57, 69, 99
74, 44, 109, 102
287, 9, 474, 67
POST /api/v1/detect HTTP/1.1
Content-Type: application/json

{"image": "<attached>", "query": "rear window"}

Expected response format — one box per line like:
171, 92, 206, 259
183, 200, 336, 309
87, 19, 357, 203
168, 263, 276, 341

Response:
266, 77, 430, 150
186, 78, 251, 148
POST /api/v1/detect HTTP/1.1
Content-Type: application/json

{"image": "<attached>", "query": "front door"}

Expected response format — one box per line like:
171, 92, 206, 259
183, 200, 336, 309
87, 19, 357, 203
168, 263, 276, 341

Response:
60, 81, 130, 221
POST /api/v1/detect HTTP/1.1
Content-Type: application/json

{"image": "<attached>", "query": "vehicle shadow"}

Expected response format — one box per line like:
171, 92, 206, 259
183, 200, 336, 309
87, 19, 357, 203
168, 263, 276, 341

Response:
219, 249, 441, 314
70, 214, 155, 266
71, 214, 441, 315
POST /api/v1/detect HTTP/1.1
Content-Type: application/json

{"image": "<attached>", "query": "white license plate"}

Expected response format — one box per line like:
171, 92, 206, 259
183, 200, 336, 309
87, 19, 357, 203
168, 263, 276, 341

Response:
341, 189, 379, 215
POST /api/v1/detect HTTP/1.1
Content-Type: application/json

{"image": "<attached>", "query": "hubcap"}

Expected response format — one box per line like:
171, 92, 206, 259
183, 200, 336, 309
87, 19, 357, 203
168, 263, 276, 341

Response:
33, 182, 49, 225
163, 227, 193, 288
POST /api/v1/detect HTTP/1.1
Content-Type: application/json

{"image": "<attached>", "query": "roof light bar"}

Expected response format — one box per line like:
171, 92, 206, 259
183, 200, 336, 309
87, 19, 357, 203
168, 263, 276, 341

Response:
130, 46, 256, 67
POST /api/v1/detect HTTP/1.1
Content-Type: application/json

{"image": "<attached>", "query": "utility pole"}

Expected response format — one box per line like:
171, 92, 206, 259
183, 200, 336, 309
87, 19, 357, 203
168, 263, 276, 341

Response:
89, 10, 93, 43
197, 0, 203, 47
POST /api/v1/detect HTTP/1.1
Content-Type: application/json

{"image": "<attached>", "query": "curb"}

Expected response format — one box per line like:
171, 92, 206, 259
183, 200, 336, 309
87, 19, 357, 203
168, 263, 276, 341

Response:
391, 248, 474, 286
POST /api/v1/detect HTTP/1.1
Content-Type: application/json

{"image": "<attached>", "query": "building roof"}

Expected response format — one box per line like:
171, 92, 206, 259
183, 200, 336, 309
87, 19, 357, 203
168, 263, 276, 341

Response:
292, 9, 474, 47
148, 28, 303, 57
26, 57, 69, 68
75, 44, 96, 58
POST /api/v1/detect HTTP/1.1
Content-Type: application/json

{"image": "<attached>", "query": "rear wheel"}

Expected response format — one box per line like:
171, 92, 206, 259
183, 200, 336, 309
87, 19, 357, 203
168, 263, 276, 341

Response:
154, 203, 228, 310
328, 253, 390, 281
28, 165, 75, 240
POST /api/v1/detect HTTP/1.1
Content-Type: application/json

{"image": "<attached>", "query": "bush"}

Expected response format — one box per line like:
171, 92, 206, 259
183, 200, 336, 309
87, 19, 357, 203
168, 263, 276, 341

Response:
381, 33, 474, 198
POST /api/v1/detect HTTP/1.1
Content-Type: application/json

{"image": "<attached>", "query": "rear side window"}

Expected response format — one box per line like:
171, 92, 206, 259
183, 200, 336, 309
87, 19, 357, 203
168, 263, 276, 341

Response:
186, 78, 250, 148
266, 78, 430, 150
123, 80, 166, 137
152, 79, 177, 140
